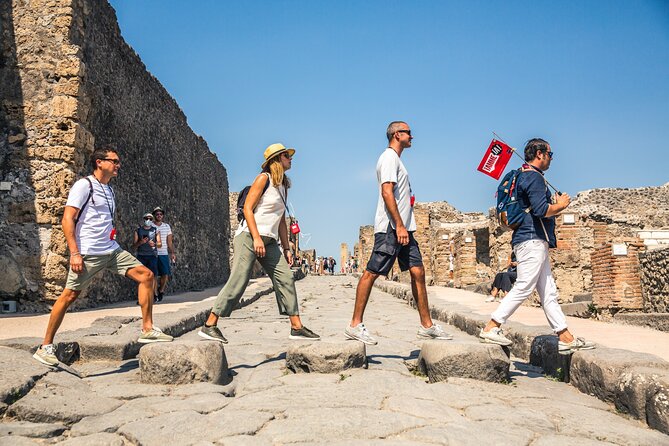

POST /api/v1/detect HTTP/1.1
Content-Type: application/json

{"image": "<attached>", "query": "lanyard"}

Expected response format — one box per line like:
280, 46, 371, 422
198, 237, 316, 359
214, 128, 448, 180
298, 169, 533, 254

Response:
92, 176, 115, 224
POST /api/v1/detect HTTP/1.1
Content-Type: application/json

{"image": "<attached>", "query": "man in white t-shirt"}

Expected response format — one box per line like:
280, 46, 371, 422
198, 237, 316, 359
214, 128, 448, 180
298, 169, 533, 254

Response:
33, 146, 172, 367
345, 121, 452, 345
152, 206, 174, 302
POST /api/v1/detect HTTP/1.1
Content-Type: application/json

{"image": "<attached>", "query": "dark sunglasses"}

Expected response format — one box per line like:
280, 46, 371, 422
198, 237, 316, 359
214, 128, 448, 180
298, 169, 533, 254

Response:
543, 150, 554, 159
396, 130, 412, 136
102, 158, 121, 165
282, 152, 293, 159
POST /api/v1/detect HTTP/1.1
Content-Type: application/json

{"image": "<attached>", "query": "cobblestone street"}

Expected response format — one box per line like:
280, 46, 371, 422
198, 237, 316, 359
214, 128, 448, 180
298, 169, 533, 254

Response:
1, 275, 668, 445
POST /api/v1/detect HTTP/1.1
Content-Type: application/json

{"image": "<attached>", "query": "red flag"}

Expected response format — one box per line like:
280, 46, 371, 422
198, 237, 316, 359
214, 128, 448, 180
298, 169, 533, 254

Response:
477, 139, 514, 180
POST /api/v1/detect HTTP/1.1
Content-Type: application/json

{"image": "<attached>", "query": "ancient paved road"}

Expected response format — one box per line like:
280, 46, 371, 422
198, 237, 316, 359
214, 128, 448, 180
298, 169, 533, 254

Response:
2, 275, 668, 445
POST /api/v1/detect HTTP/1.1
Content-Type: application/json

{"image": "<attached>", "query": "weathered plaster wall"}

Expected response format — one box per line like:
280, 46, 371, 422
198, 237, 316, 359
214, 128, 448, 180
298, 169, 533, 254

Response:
640, 247, 669, 312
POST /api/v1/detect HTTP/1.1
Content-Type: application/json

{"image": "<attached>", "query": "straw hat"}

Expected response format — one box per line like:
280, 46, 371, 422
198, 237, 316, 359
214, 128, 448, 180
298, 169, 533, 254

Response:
262, 143, 295, 169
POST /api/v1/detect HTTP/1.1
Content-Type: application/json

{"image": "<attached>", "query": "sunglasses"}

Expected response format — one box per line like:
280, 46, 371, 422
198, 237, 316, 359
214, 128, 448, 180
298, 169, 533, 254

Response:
396, 130, 412, 136
102, 158, 121, 165
282, 152, 293, 160
543, 150, 554, 159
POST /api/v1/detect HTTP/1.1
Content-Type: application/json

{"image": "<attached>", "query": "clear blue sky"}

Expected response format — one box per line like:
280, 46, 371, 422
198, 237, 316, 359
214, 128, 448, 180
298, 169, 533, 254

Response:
109, 0, 669, 259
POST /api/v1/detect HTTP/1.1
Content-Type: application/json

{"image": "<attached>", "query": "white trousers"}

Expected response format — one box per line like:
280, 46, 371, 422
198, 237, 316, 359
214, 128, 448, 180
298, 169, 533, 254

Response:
491, 239, 568, 332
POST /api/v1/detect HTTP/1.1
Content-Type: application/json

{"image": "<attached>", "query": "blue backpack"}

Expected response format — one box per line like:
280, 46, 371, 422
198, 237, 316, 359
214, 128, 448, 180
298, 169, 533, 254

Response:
495, 166, 534, 230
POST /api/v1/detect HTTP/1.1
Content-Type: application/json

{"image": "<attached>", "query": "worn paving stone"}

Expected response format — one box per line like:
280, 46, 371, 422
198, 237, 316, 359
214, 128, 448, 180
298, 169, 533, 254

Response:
139, 341, 229, 385
206, 409, 275, 436
169, 381, 236, 397
70, 405, 151, 437
117, 410, 214, 446
0, 347, 50, 408
465, 403, 557, 433
418, 340, 510, 383
395, 420, 535, 446
0, 420, 66, 438
157, 392, 231, 414
57, 432, 129, 446
6, 371, 122, 425
531, 435, 618, 446
286, 341, 367, 373
260, 407, 428, 442
0, 436, 39, 446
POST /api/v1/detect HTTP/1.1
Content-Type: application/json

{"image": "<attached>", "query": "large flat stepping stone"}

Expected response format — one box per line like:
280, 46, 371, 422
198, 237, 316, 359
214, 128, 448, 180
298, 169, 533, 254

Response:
0, 347, 50, 414
418, 340, 510, 383
138, 341, 229, 385
0, 420, 66, 438
286, 341, 367, 373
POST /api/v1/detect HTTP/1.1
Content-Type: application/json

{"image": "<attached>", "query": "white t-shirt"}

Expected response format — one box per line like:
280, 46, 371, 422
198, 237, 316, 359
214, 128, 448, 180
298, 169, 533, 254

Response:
153, 222, 172, 255
65, 176, 120, 255
373, 148, 417, 233
236, 173, 286, 240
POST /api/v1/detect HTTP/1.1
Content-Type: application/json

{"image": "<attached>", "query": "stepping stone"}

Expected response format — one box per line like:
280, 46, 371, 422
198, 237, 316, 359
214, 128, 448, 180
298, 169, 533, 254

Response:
0, 420, 66, 438
286, 341, 367, 373
418, 340, 510, 383
138, 341, 229, 385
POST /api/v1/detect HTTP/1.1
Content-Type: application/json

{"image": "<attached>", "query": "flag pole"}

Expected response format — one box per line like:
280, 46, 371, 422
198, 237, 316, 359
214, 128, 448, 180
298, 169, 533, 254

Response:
492, 132, 561, 195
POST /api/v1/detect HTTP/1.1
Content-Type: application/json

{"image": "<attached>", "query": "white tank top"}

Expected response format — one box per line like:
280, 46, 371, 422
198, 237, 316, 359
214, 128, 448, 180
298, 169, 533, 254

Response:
236, 173, 287, 240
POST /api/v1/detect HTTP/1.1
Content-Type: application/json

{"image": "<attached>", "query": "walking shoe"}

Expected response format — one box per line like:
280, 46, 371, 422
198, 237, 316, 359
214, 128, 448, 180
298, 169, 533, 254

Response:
289, 326, 321, 341
558, 337, 595, 356
198, 325, 228, 344
344, 323, 378, 345
33, 344, 58, 366
157, 292, 164, 302
484, 295, 496, 303
479, 327, 513, 346
138, 327, 173, 343
417, 323, 453, 340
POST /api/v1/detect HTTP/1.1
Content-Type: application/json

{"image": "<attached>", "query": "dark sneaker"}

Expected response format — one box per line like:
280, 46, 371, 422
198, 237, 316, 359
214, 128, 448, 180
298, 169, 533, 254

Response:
198, 325, 228, 344
289, 326, 321, 341
138, 327, 173, 343
157, 292, 164, 302
33, 344, 58, 366
558, 337, 595, 355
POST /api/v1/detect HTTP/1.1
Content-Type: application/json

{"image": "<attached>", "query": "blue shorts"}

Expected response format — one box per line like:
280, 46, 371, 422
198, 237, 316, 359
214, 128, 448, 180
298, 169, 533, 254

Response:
366, 224, 423, 276
137, 255, 158, 276
157, 255, 172, 276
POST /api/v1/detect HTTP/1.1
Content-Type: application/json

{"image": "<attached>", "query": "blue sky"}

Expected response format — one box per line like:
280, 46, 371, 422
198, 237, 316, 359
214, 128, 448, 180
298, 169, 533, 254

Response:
109, 0, 669, 259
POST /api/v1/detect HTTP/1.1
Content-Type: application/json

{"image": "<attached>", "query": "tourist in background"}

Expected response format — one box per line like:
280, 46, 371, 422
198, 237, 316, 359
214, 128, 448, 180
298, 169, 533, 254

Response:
133, 212, 161, 303
33, 146, 172, 366
198, 143, 320, 343
345, 121, 452, 345
152, 206, 174, 302
485, 252, 517, 303
479, 138, 595, 355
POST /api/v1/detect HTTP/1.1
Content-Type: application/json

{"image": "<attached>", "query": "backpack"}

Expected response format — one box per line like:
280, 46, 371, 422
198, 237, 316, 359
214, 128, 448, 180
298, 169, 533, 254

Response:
236, 173, 270, 222
74, 177, 114, 226
495, 166, 534, 230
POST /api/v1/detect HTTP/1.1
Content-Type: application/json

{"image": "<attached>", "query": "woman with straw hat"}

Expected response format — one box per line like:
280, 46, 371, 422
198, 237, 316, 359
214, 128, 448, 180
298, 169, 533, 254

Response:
198, 143, 320, 343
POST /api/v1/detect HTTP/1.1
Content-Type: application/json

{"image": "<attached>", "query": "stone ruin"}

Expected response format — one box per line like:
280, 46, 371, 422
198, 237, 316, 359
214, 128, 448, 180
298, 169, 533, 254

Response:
353, 182, 669, 316
0, 0, 231, 311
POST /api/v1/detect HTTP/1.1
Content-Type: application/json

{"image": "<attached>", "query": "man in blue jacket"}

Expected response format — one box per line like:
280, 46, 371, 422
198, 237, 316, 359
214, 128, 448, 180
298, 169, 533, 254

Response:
479, 138, 595, 355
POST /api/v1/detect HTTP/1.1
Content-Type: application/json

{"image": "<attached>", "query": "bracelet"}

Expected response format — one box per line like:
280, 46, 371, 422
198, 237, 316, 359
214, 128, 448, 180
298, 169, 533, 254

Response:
71, 252, 81, 257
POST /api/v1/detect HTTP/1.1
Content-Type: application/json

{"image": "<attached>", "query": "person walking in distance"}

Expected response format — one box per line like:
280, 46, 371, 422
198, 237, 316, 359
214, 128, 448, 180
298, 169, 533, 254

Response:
133, 212, 161, 303
198, 143, 320, 343
479, 138, 595, 355
345, 121, 452, 345
33, 146, 172, 366
152, 206, 174, 302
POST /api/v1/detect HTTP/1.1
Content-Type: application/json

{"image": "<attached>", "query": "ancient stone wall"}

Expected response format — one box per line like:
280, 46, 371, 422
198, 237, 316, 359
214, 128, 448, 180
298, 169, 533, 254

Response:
591, 240, 645, 311
0, 0, 230, 311
356, 225, 374, 271
640, 247, 669, 312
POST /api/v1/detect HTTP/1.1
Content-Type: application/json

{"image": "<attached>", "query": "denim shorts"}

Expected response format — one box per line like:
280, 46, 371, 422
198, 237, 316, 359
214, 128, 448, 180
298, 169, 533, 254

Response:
137, 255, 158, 276
157, 255, 171, 276
366, 224, 423, 276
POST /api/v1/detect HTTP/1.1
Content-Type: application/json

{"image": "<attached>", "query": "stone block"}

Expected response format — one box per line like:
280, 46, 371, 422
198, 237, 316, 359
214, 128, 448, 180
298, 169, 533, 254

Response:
417, 340, 510, 383
615, 367, 669, 430
139, 341, 229, 385
614, 313, 669, 332
572, 293, 593, 303
560, 302, 591, 317
529, 335, 571, 380
286, 341, 367, 373
570, 347, 669, 403
0, 346, 51, 408
0, 421, 67, 438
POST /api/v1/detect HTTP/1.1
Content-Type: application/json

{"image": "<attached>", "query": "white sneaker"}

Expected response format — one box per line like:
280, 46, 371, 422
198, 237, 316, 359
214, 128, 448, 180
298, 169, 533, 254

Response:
558, 337, 595, 355
479, 327, 512, 346
417, 323, 453, 340
344, 323, 378, 345
33, 344, 58, 366
485, 296, 496, 303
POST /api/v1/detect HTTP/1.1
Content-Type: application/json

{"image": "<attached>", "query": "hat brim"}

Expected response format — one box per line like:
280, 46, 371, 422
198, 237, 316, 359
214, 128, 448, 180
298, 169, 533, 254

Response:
261, 148, 295, 169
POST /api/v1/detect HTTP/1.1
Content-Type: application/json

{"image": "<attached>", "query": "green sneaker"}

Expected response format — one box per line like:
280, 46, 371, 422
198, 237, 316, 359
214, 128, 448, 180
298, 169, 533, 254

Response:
198, 325, 228, 344
289, 326, 321, 340
33, 344, 59, 366
138, 327, 173, 343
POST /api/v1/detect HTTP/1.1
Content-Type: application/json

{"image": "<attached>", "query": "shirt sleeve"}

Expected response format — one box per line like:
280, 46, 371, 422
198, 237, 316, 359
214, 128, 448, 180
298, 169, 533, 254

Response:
65, 179, 90, 210
523, 172, 550, 217
377, 152, 399, 184
165, 224, 173, 236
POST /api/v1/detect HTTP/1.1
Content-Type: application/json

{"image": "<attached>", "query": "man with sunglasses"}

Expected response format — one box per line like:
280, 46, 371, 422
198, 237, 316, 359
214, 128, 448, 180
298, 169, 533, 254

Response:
479, 138, 595, 355
152, 206, 174, 302
33, 146, 172, 367
345, 121, 452, 345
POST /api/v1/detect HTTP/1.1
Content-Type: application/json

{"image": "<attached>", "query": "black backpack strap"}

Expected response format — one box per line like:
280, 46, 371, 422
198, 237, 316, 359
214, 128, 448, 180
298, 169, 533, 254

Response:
74, 177, 94, 226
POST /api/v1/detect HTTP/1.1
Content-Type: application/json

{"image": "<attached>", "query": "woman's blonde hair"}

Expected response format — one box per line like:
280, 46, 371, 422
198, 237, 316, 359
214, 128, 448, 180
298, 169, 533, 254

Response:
263, 155, 291, 189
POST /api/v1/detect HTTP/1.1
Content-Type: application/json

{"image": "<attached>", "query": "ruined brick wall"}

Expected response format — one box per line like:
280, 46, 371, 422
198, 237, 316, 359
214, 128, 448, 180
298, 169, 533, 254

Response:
639, 247, 669, 312
0, 0, 230, 310
357, 225, 374, 271
591, 240, 645, 311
